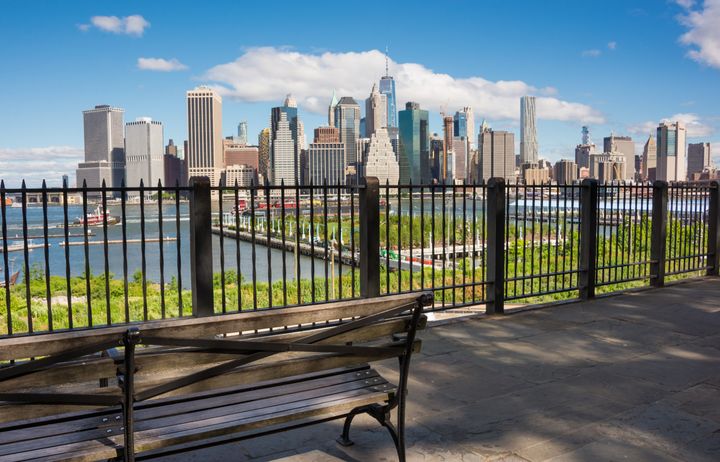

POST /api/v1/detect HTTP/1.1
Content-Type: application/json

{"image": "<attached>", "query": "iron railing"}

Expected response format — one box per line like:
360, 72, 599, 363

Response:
0, 177, 718, 336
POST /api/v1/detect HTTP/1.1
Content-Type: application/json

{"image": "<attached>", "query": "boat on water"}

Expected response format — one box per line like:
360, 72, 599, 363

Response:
74, 206, 121, 226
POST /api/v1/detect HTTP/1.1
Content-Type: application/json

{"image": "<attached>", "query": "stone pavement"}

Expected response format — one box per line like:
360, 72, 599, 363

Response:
160, 278, 720, 461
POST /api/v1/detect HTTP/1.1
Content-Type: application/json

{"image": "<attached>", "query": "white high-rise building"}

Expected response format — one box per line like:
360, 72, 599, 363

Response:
271, 112, 296, 185
364, 128, 399, 185
125, 117, 164, 195
76, 105, 125, 191
656, 121, 687, 182
365, 83, 387, 138
307, 141, 346, 185
520, 96, 538, 164
186, 86, 223, 185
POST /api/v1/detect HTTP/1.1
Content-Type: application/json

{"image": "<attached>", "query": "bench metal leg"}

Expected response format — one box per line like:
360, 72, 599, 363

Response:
336, 408, 363, 446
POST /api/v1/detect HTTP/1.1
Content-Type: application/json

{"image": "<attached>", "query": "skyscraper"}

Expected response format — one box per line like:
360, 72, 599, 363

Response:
442, 116, 454, 183
125, 117, 164, 193
604, 135, 635, 180
553, 159, 578, 185
520, 96, 538, 164
398, 102, 430, 184
452, 137, 468, 182
237, 121, 248, 145
270, 95, 301, 184
364, 128, 400, 185
365, 83, 387, 138
186, 86, 223, 185
334, 97, 361, 165
379, 51, 398, 130
454, 107, 474, 150
478, 126, 515, 183
76, 104, 125, 190
640, 135, 656, 182
271, 112, 296, 185
307, 128, 346, 185
656, 121, 687, 182
687, 143, 712, 178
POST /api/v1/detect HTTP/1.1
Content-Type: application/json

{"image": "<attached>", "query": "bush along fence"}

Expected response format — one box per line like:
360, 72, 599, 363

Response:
0, 177, 718, 336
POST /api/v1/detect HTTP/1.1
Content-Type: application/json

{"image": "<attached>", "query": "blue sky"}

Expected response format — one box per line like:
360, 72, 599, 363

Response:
0, 0, 719, 186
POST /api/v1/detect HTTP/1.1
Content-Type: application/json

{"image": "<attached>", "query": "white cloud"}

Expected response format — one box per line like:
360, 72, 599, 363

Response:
678, 0, 720, 69
204, 47, 604, 124
137, 57, 188, 72
607, 41, 617, 50
81, 15, 150, 37
0, 146, 83, 188
676, 0, 696, 8
581, 49, 602, 57
628, 113, 715, 138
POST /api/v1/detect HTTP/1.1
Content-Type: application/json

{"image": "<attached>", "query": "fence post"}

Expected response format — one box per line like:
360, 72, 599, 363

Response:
706, 180, 719, 276
650, 180, 668, 287
485, 177, 505, 315
189, 176, 214, 316
360, 176, 380, 298
579, 178, 598, 300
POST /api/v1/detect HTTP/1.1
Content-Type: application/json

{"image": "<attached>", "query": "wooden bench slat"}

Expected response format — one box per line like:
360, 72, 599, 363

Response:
133, 389, 389, 454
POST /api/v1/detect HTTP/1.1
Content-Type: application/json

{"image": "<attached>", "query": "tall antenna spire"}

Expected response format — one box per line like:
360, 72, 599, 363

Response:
384, 45, 389, 77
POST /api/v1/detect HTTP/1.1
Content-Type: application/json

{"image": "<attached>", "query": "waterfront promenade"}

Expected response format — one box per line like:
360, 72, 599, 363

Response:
160, 278, 720, 461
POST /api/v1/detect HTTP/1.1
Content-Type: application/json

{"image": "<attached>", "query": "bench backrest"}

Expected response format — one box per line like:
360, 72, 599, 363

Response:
0, 293, 432, 425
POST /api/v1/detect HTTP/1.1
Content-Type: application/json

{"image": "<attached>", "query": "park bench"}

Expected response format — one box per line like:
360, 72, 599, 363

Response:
0, 292, 431, 461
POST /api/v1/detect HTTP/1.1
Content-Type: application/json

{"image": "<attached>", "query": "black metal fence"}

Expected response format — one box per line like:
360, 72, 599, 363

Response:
0, 177, 718, 337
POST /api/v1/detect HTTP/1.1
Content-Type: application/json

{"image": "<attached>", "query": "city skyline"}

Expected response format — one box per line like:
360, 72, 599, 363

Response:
1, 0, 719, 186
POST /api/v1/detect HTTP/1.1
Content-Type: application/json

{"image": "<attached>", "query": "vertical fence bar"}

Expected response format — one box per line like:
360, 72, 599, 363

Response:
579, 178, 598, 300
0, 181, 12, 335
62, 182, 72, 329
101, 181, 110, 325
218, 180, 226, 314
176, 181, 184, 316
81, 181, 91, 327
707, 180, 719, 276
139, 181, 148, 321
264, 180, 272, 308
41, 181, 52, 331
120, 182, 129, 323
485, 177, 505, 315
157, 180, 166, 318
651, 180, 668, 287
360, 176, 380, 298
21, 181, 32, 332
188, 176, 214, 317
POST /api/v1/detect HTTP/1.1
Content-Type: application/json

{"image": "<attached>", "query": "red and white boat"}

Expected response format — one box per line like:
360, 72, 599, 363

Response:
74, 206, 120, 226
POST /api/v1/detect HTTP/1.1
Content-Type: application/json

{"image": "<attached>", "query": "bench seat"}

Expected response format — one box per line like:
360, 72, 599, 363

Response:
0, 366, 394, 461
